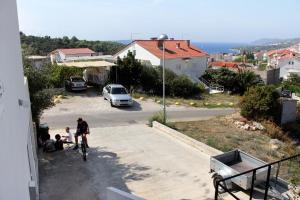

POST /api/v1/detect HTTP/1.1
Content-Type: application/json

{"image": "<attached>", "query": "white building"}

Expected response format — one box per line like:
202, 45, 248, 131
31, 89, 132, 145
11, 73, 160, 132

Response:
49, 48, 96, 63
1, 0, 39, 200
27, 55, 50, 68
278, 56, 300, 79
114, 39, 209, 82
289, 43, 300, 54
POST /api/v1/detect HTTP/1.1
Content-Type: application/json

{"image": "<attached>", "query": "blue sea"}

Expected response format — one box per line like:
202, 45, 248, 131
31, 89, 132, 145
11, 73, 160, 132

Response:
193, 42, 247, 54
117, 40, 247, 54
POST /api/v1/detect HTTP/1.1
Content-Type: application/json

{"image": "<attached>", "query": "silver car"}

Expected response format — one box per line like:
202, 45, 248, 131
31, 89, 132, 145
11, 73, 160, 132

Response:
102, 84, 133, 107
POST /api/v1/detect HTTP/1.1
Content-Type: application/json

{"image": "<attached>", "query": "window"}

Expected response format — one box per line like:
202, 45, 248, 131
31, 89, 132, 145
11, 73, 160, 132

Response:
111, 87, 128, 94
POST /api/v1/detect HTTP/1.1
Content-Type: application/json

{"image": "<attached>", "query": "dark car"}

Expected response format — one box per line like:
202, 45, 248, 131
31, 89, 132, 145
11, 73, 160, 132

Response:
65, 76, 87, 91
281, 90, 292, 98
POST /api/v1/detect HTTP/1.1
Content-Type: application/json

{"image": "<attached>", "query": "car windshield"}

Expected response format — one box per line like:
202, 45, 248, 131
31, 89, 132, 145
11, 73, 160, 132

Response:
111, 87, 127, 94
71, 77, 84, 82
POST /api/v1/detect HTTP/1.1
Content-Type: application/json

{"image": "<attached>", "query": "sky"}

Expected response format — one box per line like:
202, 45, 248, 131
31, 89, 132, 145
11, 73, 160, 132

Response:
17, 0, 300, 43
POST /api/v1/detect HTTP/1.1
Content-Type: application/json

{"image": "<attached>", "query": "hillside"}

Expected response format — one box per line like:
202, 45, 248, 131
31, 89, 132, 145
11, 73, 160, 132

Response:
20, 32, 125, 56
236, 37, 300, 52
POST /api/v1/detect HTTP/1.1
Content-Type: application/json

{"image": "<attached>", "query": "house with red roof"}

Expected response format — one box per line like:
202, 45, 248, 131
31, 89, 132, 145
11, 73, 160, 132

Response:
277, 54, 300, 79
266, 49, 298, 66
114, 39, 209, 82
289, 43, 300, 54
49, 48, 96, 63
209, 61, 240, 71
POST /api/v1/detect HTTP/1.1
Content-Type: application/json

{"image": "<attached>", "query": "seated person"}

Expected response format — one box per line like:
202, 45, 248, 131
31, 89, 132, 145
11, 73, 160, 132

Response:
62, 127, 73, 143
43, 134, 56, 152
54, 134, 64, 151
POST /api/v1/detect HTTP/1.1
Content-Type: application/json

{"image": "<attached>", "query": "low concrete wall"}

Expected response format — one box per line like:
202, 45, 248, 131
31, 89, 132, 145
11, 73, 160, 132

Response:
279, 98, 298, 125
152, 121, 222, 156
106, 187, 145, 200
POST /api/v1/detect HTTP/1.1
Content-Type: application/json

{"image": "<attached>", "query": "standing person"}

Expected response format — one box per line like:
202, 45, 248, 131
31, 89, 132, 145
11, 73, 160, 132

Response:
73, 118, 90, 150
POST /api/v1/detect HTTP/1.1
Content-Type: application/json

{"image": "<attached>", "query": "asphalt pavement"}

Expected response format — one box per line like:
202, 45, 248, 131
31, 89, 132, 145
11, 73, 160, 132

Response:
41, 90, 236, 129
42, 108, 235, 129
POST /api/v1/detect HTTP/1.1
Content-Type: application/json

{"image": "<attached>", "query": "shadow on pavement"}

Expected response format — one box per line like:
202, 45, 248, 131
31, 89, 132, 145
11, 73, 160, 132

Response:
115, 100, 142, 112
39, 146, 151, 200
64, 87, 101, 98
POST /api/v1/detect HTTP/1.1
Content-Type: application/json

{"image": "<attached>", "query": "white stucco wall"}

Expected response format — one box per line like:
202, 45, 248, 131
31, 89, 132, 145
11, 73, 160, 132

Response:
65, 53, 93, 59
0, 0, 37, 200
115, 43, 208, 82
163, 57, 208, 82
279, 59, 300, 79
114, 43, 161, 66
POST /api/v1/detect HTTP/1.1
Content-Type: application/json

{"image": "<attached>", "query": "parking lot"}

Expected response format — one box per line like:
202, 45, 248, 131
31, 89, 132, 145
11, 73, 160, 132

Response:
41, 88, 236, 129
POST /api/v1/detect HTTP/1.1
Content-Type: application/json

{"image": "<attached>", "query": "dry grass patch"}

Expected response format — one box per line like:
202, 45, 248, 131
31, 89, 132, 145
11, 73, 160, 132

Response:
133, 92, 240, 108
171, 113, 300, 184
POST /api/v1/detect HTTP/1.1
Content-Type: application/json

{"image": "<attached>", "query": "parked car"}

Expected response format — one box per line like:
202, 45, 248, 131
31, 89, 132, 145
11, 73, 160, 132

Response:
102, 84, 133, 107
65, 76, 87, 91
280, 90, 292, 98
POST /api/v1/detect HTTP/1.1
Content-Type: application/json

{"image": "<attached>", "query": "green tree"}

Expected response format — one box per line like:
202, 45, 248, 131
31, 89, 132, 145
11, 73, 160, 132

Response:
202, 68, 263, 95
49, 65, 84, 88
113, 52, 143, 88
140, 66, 160, 94
240, 86, 280, 121
23, 61, 54, 123
236, 70, 263, 94
202, 68, 238, 91
170, 75, 201, 98
20, 32, 125, 55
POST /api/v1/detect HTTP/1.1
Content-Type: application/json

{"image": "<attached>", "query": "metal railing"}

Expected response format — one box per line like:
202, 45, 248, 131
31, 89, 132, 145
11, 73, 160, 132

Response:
215, 153, 300, 200
199, 77, 224, 93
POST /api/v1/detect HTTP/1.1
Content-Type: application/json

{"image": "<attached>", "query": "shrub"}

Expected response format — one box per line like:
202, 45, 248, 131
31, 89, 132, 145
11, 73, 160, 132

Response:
110, 52, 204, 98
140, 66, 160, 94
236, 70, 263, 95
240, 86, 280, 121
170, 76, 201, 98
262, 120, 291, 142
148, 112, 165, 127
202, 68, 263, 95
23, 63, 54, 123
110, 52, 143, 88
202, 68, 238, 91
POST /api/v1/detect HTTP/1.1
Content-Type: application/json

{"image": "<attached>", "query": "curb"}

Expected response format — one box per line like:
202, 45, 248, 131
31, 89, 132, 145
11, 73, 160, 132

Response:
152, 121, 222, 156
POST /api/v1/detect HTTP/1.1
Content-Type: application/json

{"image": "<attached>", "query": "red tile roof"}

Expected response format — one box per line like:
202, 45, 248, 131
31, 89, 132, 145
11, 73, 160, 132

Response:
134, 40, 208, 59
278, 54, 300, 62
54, 48, 95, 55
209, 61, 240, 69
267, 49, 296, 57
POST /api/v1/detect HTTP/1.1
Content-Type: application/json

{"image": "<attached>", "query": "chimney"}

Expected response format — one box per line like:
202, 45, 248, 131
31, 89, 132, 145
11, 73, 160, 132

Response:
176, 42, 180, 48
187, 40, 190, 47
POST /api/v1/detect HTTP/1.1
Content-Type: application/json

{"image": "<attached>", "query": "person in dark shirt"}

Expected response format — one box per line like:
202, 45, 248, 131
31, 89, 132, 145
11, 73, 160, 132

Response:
54, 134, 64, 151
73, 118, 90, 150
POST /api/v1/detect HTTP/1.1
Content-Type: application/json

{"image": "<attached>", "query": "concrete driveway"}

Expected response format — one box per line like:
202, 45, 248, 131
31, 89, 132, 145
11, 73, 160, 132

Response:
40, 124, 215, 200
41, 89, 236, 129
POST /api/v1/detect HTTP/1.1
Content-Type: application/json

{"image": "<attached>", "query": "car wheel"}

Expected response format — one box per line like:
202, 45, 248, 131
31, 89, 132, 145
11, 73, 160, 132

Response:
110, 100, 114, 107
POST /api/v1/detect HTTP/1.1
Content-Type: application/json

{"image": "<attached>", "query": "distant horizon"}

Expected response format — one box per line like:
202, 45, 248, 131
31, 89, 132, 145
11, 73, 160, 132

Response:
21, 31, 299, 45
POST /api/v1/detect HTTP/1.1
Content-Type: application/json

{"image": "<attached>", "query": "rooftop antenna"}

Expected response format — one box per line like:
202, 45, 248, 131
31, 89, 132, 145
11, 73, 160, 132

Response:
130, 33, 142, 42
